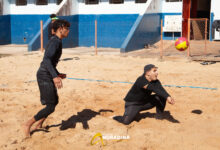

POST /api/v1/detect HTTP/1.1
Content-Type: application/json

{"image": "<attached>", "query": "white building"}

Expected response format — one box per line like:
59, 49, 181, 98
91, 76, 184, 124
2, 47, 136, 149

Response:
0, 0, 219, 52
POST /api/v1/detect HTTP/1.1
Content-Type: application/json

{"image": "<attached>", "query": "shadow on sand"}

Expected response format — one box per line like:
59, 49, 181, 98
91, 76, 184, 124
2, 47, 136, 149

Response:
31, 109, 113, 135
40, 109, 114, 131
113, 111, 180, 124
59, 109, 113, 130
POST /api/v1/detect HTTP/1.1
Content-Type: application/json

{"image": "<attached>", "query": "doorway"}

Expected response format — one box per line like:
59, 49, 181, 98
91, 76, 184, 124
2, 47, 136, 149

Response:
182, 0, 211, 39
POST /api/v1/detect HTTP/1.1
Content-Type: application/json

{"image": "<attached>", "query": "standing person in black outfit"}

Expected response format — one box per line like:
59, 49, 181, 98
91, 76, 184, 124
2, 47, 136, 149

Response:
114, 64, 175, 125
23, 19, 70, 138
48, 14, 59, 39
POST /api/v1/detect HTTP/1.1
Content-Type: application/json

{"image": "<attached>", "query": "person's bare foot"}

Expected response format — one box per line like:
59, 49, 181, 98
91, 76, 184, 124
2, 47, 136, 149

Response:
22, 118, 36, 138
31, 124, 43, 132
31, 118, 46, 132
22, 123, 31, 138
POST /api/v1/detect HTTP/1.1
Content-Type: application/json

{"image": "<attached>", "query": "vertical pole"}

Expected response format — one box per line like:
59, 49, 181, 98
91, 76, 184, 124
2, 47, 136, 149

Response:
204, 18, 207, 56
182, 0, 191, 38
160, 19, 163, 59
40, 20, 43, 52
95, 20, 97, 55
187, 18, 191, 57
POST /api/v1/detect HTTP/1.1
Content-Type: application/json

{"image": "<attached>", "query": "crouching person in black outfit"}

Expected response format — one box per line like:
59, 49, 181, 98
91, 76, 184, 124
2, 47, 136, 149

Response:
114, 64, 175, 125
23, 19, 70, 138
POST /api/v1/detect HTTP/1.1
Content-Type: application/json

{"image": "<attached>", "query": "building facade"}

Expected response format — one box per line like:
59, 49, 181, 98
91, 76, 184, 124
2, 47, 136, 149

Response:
0, 0, 219, 52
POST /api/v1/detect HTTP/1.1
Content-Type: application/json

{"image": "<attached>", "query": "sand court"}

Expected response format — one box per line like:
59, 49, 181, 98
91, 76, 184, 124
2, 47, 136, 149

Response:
0, 47, 220, 150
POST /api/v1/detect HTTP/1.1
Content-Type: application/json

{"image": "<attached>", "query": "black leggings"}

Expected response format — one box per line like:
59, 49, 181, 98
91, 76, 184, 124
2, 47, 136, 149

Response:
35, 73, 59, 121
34, 104, 57, 121
123, 95, 166, 125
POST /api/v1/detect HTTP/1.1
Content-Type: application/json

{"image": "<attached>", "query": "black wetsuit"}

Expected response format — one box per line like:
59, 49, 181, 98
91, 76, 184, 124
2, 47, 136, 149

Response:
34, 35, 62, 121
122, 75, 170, 125
48, 22, 53, 40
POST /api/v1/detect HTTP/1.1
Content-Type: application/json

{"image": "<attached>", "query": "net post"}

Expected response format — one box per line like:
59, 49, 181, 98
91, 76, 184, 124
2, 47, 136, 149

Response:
204, 18, 208, 56
160, 19, 163, 60
187, 18, 191, 57
40, 20, 43, 52
95, 20, 97, 55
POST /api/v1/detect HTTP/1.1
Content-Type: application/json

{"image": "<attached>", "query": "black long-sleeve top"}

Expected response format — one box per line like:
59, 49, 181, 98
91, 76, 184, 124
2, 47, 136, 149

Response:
124, 75, 170, 104
48, 22, 53, 39
38, 35, 62, 80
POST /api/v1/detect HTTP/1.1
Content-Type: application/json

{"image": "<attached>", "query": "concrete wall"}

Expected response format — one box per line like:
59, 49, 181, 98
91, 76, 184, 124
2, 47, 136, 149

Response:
1, 0, 173, 50
0, 0, 3, 15
76, 0, 147, 48
78, 14, 138, 48
2, 0, 192, 51
78, 0, 147, 14
211, 0, 220, 20
57, 0, 73, 16
28, 18, 51, 51
11, 15, 50, 44
0, 15, 11, 44
121, 0, 162, 52
7, 0, 61, 14
25, 0, 142, 50
28, 0, 75, 51
28, 14, 79, 51
3, 0, 10, 15
161, 0, 182, 13
161, 0, 182, 40
0, 0, 10, 45
1, 0, 157, 51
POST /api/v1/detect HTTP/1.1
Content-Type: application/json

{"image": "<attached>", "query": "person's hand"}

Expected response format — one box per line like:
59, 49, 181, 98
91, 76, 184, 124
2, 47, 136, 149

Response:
58, 73, 66, 79
167, 96, 175, 105
53, 77, 63, 89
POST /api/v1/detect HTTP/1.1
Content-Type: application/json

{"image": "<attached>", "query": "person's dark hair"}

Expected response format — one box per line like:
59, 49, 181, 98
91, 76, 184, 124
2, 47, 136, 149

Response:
50, 14, 57, 19
52, 19, 70, 32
